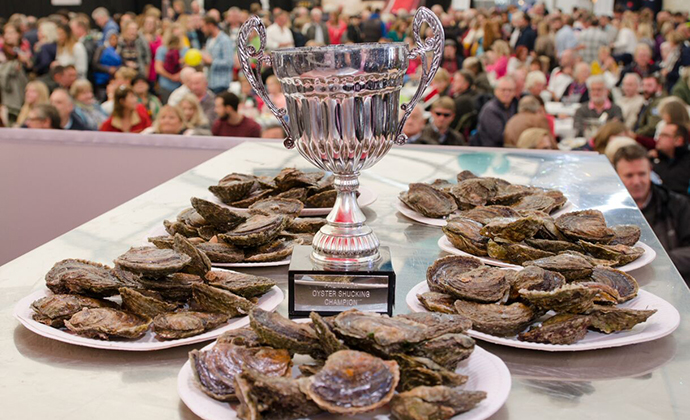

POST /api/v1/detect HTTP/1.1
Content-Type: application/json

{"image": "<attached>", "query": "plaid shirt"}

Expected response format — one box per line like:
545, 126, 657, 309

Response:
205, 31, 234, 91
578, 28, 609, 64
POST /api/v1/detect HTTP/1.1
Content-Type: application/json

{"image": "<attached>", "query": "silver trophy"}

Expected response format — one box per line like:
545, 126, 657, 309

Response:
238, 8, 443, 268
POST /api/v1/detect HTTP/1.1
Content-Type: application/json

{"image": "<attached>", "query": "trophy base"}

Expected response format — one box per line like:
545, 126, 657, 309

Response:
288, 245, 396, 318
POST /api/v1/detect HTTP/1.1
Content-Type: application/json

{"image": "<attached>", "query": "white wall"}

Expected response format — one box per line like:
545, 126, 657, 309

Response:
665, 0, 690, 13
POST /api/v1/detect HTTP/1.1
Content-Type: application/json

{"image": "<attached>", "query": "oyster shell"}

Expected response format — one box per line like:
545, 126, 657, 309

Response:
310, 312, 349, 355
217, 327, 263, 347
490, 184, 536, 205
311, 175, 335, 194
205, 270, 275, 298
578, 240, 645, 266
390, 385, 487, 420
173, 234, 212, 276
458, 205, 521, 225
523, 253, 594, 281
196, 242, 245, 263
574, 282, 621, 305
519, 284, 598, 313
244, 236, 301, 262
190, 343, 292, 401
487, 238, 555, 265
177, 207, 207, 227
587, 305, 657, 333
119, 287, 177, 318
610, 225, 642, 246
192, 283, 255, 317
454, 300, 536, 336
518, 314, 591, 345
191, 197, 247, 231
208, 180, 256, 204
306, 189, 337, 208
153, 311, 229, 339
45, 259, 126, 298
249, 198, 304, 219
274, 168, 323, 191
507, 266, 566, 301
587, 266, 639, 302
429, 179, 455, 193
299, 350, 399, 414
31, 294, 118, 327
114, 247, 191, 275
231, 189, 276, 208
398, 312, 472, 333
510, 193, 559, 214
442, 266, 509, 303
274, 187, 309, 203
148, 235, 174, 249
393, 354, 468, 392
64, 307, 151, 340
480, 216, 542, 242
555, 210, 615, 244
426, 255, 484, 293
163, 219, 199, 237
235, 369, 322, 420
286, 217, 327, 233
456, 170, 478, 182
249, 308, 323, 357
218, 214, 288, 248
137, 272, 204, 301
400, 183, 458, 218
525, 238, 582, 253
560, 250, 617, 267
417, 292, 457, 314
442, 217, 489, 256
449, 178, 503, 210
410, 333, 475, 370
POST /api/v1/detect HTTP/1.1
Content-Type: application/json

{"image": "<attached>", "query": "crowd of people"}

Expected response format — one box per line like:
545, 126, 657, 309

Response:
0, 2, 688, 280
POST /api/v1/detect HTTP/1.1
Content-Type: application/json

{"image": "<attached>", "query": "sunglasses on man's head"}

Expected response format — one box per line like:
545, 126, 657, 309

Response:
433, 111, 453, 118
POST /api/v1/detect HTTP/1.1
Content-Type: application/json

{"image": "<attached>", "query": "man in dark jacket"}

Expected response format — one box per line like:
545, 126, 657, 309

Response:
361, 9, 385, 43
450, 70, 477, 131
614, 144, 690, 284
344, 15, 363, 44
652, 123, 690, 196
512, 13, 537, 51
416, 97, 466, 146
473, 76, 518, 147
304, 8, 330, 44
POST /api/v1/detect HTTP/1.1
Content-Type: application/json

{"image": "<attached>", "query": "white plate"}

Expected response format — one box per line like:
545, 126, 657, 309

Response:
144, 225, 291, 268
406, 281, 680, 352
13, 286, 284, 351
208, 186, 377, 217
177, 342, 511, 420
396, 199, 574, 228
437, 236, 656, 273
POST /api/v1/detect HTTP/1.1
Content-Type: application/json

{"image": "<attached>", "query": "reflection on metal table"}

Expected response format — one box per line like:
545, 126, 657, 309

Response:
2, 142, 689, 420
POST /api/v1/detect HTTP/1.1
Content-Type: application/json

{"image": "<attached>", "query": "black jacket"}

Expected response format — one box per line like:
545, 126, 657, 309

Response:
653, 146, 690, 196
642, 184, 690, 284
516, 26, 537, 51
415, 124, 466, 146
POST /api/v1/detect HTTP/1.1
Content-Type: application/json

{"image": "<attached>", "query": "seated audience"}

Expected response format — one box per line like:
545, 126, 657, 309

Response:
41, 65, 78, 93
49, 88, 92, 130
70, 79, 108, 129
651, 123, 690, 196
504, 95, 551, 148
402, 106, 425, 144
132, 75, 161, 119
168, 67, 196, 106
524, 70, 549, 103
100, 86, 152, 133
516, 127, 557, 150
178, 93, 211, 135
474, 76, 518, 147
462, 57, 492, 95
212, 91, 261, 137
573, 75, 623, 137
635, 74, 667, 139
416, 96, 465, 146
15, 81, 50, 127
142, 105, 195, 135
671, 67, 690, 106
617, 73, 645, 130
188, 71, 217, 124
613, 144, 690, 283
25, 104, 61, 129
548, 49, 577, 101
561, 62, 591, 104
617, 44, 660, 87
92, 30, 122, 99
592, 120, 632, 154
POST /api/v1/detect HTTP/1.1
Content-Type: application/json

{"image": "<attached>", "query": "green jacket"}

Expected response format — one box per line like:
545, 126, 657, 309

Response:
671, 79, 690, 106
635, 94, 666, 138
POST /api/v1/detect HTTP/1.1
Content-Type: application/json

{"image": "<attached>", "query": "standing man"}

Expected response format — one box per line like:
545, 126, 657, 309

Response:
578, 17, 610, 64
266, 10, 294, 51
555, 16, 579, 58
212, 92, 261, 137
473, 76, 518, 147
511, 12, 537, 52
651, 123, 690, 196
201, 16, 234, 94
304, 8, 330, 45
189, 72, 217, 124
91, 7, 119, 44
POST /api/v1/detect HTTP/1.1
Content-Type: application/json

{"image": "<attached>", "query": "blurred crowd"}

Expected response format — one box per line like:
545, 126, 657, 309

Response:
0, 1, 689, 277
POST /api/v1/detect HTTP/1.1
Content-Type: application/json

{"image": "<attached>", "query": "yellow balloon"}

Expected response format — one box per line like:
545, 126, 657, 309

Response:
184, 49, 202, 67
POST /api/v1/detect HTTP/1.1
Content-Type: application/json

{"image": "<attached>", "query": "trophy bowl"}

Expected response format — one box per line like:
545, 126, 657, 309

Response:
238, 8, 443, 268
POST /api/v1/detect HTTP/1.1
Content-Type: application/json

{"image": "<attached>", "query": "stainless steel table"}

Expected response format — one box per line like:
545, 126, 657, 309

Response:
2, 142, 688, 419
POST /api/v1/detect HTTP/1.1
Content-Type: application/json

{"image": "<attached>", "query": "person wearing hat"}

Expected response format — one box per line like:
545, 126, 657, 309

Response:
441, 39, 463, 75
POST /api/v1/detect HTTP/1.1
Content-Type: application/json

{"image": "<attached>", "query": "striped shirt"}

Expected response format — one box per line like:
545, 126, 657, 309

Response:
205, 31, 234, 91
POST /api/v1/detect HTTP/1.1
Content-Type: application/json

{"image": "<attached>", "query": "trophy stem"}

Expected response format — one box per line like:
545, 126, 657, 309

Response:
311, 174, 380, 268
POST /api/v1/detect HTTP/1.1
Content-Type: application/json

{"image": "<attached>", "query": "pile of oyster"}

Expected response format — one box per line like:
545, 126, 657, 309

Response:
209, 168, 340, 209
399, 170, 568, 219
31, 236, 276, 341
443, 207, 646, 267
149, 197, 326, 263
417, 254, 657, 345
189, 308, 487, 420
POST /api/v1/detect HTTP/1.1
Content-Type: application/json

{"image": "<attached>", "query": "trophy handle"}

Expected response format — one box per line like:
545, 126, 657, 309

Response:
394, 7, 444, 145
237, 16, 294, 149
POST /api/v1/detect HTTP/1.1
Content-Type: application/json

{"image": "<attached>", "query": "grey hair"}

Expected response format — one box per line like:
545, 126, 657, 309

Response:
92, 7, 110, 19
586, 75, 607, 90
525, 71, 547, 90
622, 72, 642, 85
518, 95, 542, 113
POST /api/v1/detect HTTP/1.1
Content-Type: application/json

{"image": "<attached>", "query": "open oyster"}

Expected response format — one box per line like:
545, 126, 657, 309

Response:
235, 369, 322, 420
390, 385, 487, 420
523, 253, 594, 280
163, 219, 199, 238
196, 242, 245, 263
286, 217, 327, 233
400, 183, 458, 218
442, 266, 509, 303
119, 287, 177, 318
45, 259, 128, 298
137, 272, 204, 301
205, 270, 275, 298
487, 238, 555, 265
417, 292, 457, 314
192, 283, 255, 317
507, 266, 566, 301
518, 314, 591, 345
454, 300, 536, 336
525, 238, 582, 253
274, 168, 323, 191
430, 179, 455, 193
586, 266, 639, 302
114, 247, 191, 275
610, 225, 642, 246
411, 333, 475, 371
519, 284, 598, 313
64, 307, 151, 340
578, 240, 645, 266
173, 234, 212, 276
249, 308, 323, 357
244, 236, 301, 262
480, 216, 542, 242
587, 305, 657, 333
248, 198, 304, 220
176, 207, 206, 227
218, 214, 288, 248
190, 343, 292, 401
153, 311, 228, 339
442, 217, 488, 256
458, 205, 521, 225
299, 350, 399, 414
208, 179, 256, 205
449, 178, 503, 209
31, 294, 118, 327
426, 255, 484, 293
310, 312, 348, 355
191, 197, 247, 231
393, 354, 468, 392
575, 282, 621, 305
555, 210, 615, 244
